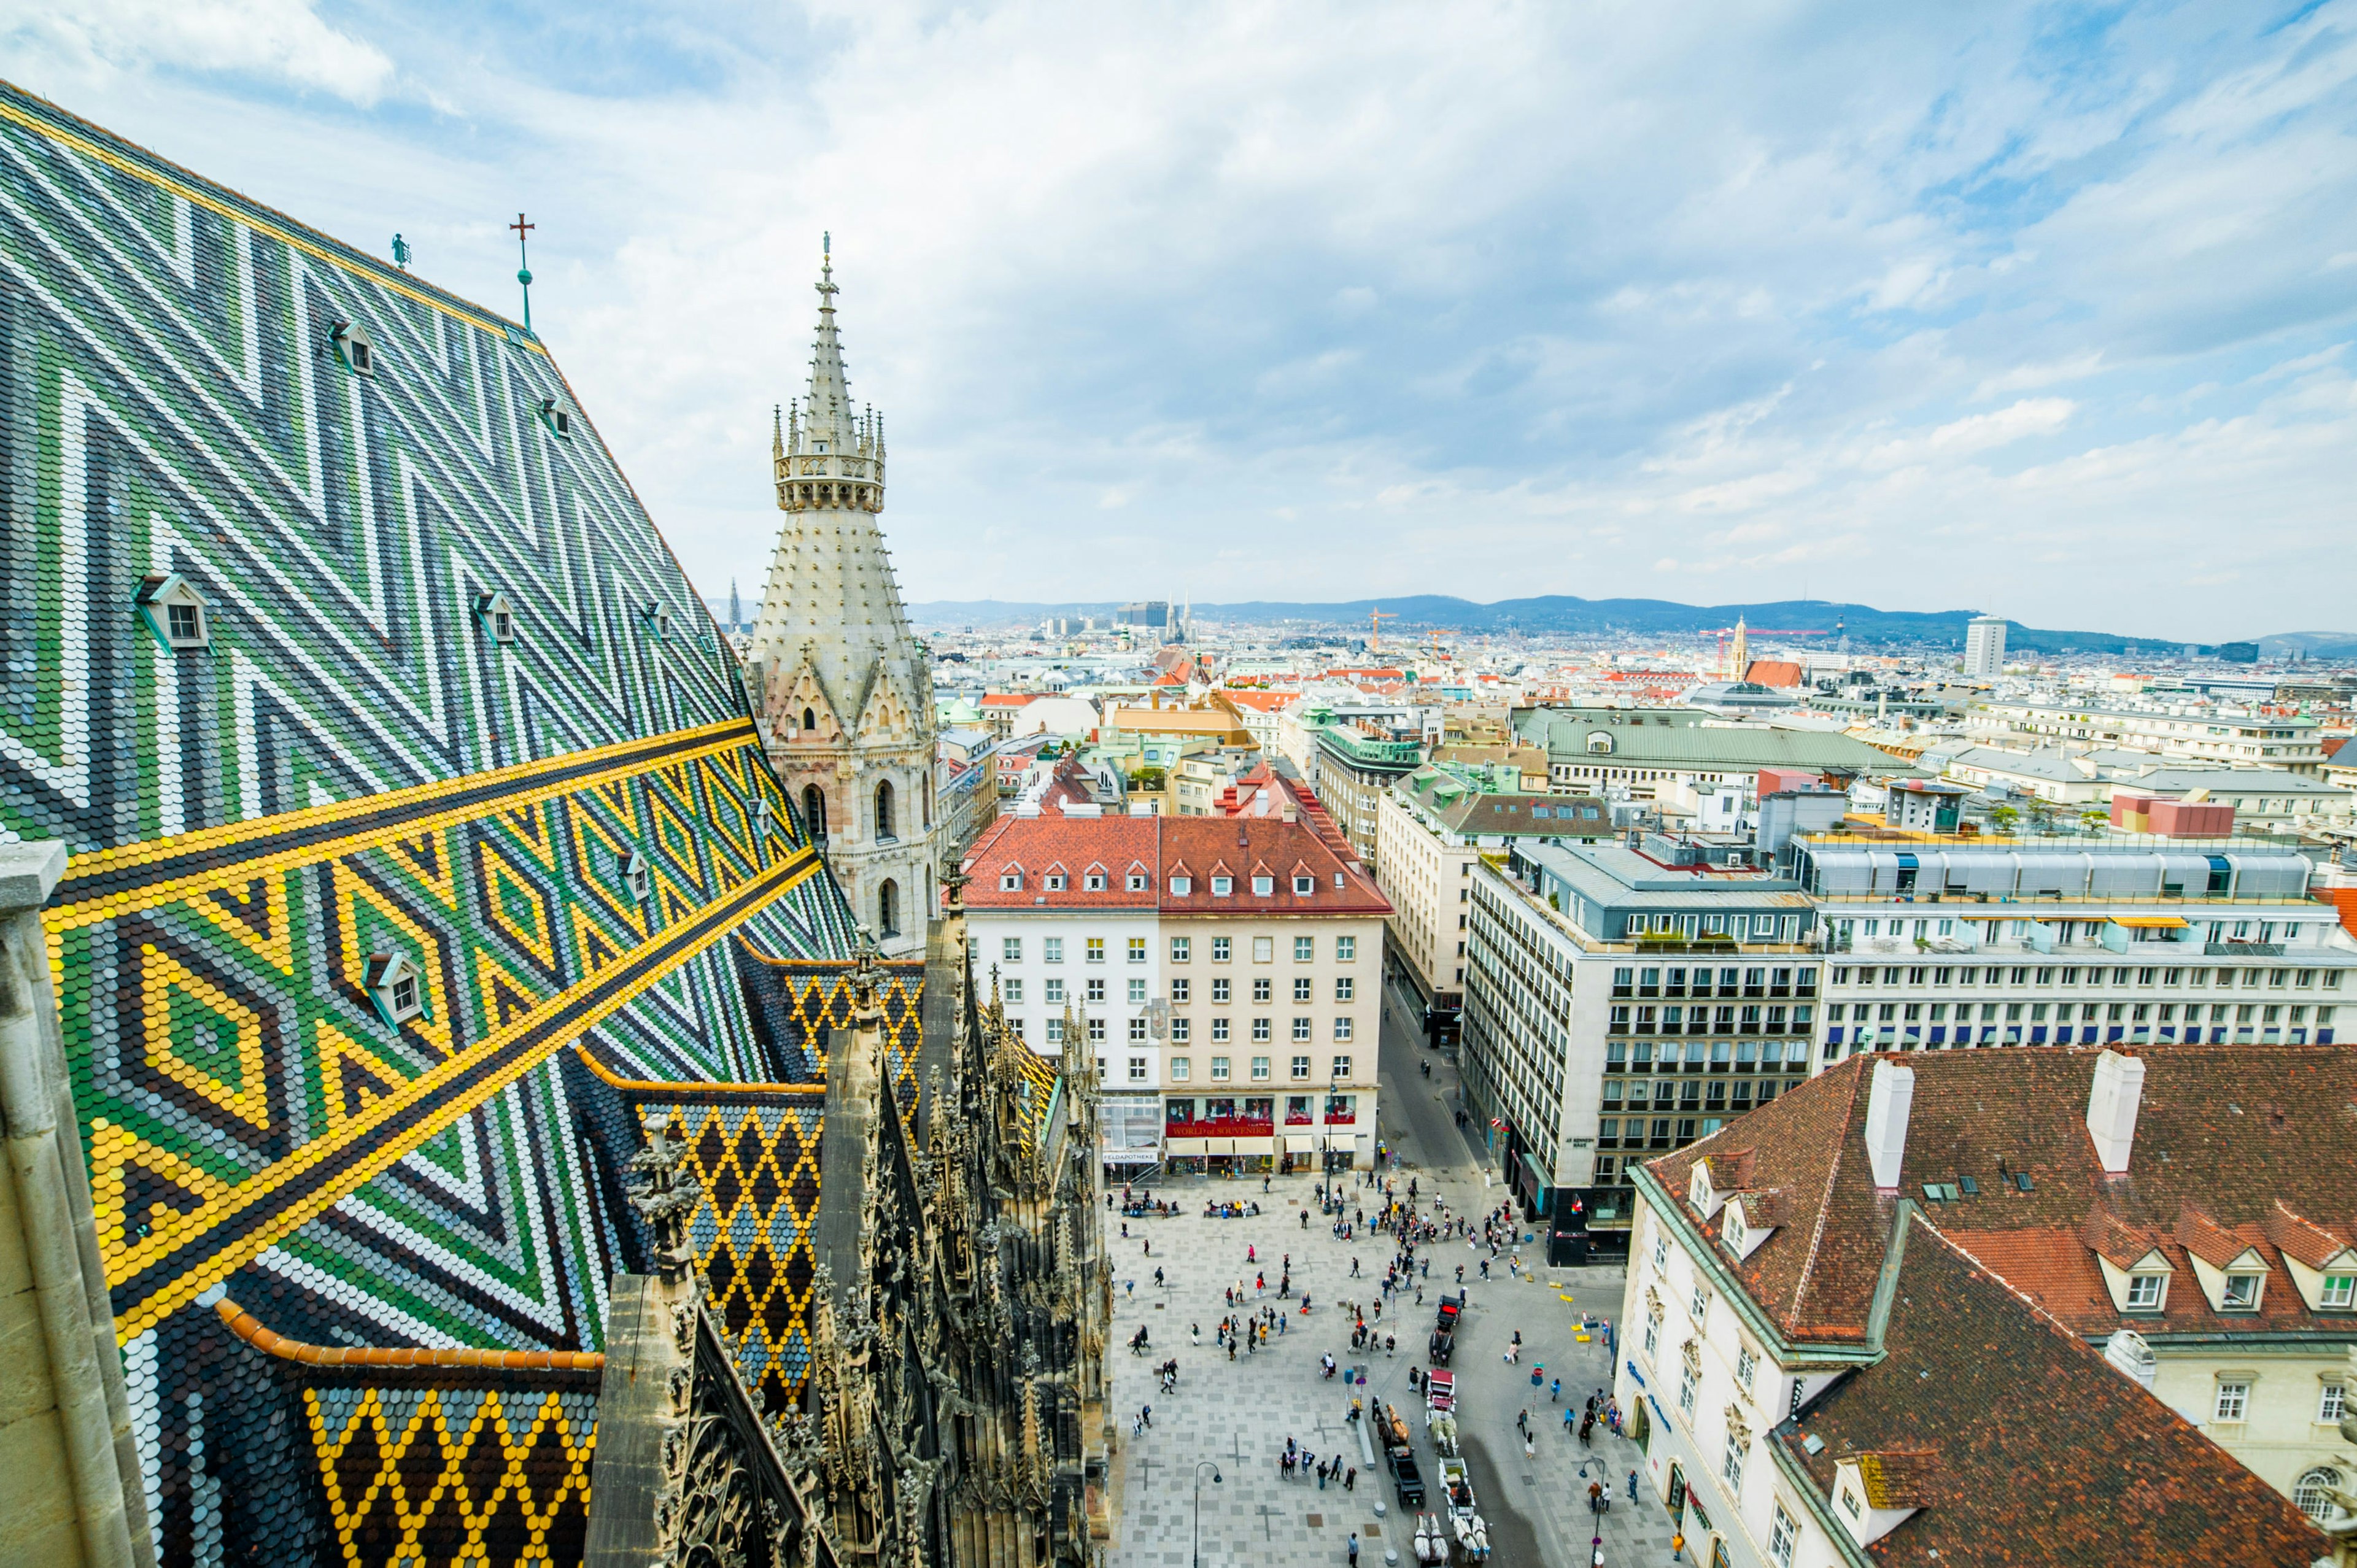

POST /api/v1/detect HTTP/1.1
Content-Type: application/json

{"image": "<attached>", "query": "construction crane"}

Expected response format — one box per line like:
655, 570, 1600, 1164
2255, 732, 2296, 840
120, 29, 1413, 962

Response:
1425, 627, 1457, 660
1368, 606, 1398, 655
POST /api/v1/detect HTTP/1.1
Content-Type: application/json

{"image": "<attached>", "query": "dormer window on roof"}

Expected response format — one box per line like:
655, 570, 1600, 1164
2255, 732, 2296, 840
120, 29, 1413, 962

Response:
362, 951, 425, 1027
538, 396, 574, 438
1252, 875, 1274, 896
1293, 875, 1314, 895
2221, 1270, 2264, 1311
330, 320, 374, 376
134, 574, 210, 651
1045, 873, 1066, 890
643, 602, 672, 642
1000, 869, 1023, 891
473, 590, 518, 646
1127, 873, 1148, 892
1211, 875, 1232, 897
1171, 876, 1191, 895
622, 849, 652, 903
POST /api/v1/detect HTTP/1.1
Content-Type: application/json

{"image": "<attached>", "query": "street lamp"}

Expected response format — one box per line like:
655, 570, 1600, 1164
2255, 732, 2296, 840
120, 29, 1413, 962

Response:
1193, 1461, 1223, 1568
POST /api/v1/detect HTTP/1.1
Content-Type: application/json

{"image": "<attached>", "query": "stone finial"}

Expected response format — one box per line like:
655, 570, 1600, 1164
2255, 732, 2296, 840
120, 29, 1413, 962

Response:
625, 1115, 704, 1276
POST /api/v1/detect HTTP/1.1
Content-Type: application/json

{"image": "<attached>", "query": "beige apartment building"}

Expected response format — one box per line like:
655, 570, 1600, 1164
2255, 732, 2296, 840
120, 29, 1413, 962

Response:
1376, 767, 1609, 1046
960, 807, 1391, 1173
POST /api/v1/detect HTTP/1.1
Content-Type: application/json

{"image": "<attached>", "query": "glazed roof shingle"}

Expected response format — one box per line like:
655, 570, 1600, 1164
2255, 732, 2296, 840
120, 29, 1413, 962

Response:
1651, 1044, 2357, 1342
1781, 1215, 2325, 1567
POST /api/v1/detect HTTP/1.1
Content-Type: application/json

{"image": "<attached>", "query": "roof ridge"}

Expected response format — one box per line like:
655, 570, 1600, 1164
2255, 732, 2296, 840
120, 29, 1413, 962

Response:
1786, 1058, 1867, 1336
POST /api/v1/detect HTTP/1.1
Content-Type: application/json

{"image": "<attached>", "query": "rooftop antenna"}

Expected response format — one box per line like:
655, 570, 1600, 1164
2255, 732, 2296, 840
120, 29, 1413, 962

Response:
509, 212, 536, 333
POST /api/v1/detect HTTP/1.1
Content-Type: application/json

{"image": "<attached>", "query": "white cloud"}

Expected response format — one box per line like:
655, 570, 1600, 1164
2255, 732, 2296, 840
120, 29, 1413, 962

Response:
1861, 398, 2077, 472
9, 0, 394, 102
10, 0, 2357, 638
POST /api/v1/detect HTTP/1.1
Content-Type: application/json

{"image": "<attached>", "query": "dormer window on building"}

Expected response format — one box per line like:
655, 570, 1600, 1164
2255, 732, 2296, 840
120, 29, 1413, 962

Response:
363, 951, 425, 1027
473, 590, 518, 646
2222, 1270, 2264, 1311
2126, 1272, 2167, 1310
1293, 874, 1314, 895
643, 602, 671, 642
1127, 872, 1148, 892
134, 574, 210, 651
330, 320, 375, 376
538, 396, 574, 438
1084, 867, 1108, 892
1000, 868, 1024, 892
1212, 875, 1233, 896
622, 849, 652, 903
1171, 875, 1192, 895
1045, 873, 1066, 891
1252, 874, 1274, 896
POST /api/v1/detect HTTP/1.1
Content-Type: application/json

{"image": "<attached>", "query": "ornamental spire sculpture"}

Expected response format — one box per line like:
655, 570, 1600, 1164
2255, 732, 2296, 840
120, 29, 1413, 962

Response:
746, 238, 938, 956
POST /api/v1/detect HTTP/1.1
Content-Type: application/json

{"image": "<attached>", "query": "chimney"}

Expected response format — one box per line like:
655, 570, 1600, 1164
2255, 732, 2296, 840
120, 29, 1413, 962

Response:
1864, 1059, 1914, 1191
2085, 1049, 2145, 1175
1281, 800, 1298, 824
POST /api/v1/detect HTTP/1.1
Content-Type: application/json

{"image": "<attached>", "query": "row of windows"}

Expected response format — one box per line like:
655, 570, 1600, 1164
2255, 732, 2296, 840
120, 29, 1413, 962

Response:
1833, 962, 2341, 991
1609, 1004, 1816, 1035
1605, 1039, 1813, 1070
1830, 1000, 2337, 1027
1028, 1016, 1358, 1047
1600, 1077, 1805, 1121
1164, 1092, 1357, 1118
1000, 976, 1356, 1006
1614, 965, 1819, 998
1836, 916, 2313, 945
1000, 870, 1342, 897
1620, 911, 1801, 940
1169, 1056, 1356, 1083
1171, 1017, 1357, 1044
994, 934, 1358, 964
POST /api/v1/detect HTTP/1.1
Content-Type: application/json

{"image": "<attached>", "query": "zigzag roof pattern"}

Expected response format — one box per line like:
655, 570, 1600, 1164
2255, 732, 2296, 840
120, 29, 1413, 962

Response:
0, 78, 872, 1566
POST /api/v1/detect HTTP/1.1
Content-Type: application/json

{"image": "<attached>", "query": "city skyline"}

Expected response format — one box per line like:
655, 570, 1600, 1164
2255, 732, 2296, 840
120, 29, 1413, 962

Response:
7, 2, 2353, 638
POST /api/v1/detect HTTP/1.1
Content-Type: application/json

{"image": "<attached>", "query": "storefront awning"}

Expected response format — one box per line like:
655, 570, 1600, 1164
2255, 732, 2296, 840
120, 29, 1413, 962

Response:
2110, 916, 2189, 930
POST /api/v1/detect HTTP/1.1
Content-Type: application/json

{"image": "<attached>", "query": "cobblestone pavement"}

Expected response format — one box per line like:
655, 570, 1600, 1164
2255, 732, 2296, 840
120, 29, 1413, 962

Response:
1105, 998, 1680, 1568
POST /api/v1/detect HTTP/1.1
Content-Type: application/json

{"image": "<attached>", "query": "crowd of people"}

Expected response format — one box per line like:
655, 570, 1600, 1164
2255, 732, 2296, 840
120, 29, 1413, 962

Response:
1109, 1099, 1648, 1561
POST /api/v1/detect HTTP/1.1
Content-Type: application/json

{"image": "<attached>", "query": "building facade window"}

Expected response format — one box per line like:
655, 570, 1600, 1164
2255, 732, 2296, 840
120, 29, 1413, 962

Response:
2215, 1380, 2250, 1422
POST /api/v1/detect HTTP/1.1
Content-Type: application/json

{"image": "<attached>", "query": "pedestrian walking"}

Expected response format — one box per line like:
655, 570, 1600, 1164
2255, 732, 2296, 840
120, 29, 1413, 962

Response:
1628, 1470, 1639, 1503
1345, 1465, 1357, 1491
1347, 1533, 1360, 1566
1142, 1404, 1154, 1428
1564, 1406, 1576, 1435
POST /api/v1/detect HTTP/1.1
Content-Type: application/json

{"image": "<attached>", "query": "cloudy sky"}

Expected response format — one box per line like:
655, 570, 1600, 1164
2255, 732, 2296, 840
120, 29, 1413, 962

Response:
6, 1, 2355, 638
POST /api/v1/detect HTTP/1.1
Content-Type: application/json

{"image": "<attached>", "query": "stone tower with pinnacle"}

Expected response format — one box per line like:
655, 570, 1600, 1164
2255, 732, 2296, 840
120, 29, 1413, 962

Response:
747, 238, 938, 956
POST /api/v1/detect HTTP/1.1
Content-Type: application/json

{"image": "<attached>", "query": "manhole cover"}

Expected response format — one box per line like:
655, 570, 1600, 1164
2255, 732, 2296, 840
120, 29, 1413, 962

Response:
1306, 1515, 1323, 1528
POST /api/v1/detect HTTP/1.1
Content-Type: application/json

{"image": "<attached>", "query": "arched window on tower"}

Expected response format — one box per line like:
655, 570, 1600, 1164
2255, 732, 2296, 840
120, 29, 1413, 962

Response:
803, 785, 827, 844
876, 779, 897, 841
878, 878, 900, 939
802, 705, 817, 735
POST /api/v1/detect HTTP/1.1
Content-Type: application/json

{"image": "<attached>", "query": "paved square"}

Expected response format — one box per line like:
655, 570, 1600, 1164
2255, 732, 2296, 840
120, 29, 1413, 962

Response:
1101, 1176, 1674, 1568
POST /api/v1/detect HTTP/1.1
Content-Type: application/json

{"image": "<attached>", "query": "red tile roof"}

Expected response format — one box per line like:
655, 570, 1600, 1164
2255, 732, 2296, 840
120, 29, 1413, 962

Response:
1649, 1043, 2357, 1342
959, 814, 1160, 908
1743, 658, 1806, 688
1781, 1215, 2326, 1566
958, 814, 1391, 916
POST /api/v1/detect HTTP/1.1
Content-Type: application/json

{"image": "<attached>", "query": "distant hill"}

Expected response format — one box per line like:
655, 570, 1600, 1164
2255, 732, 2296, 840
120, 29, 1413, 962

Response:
890, 595, 2344, 657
